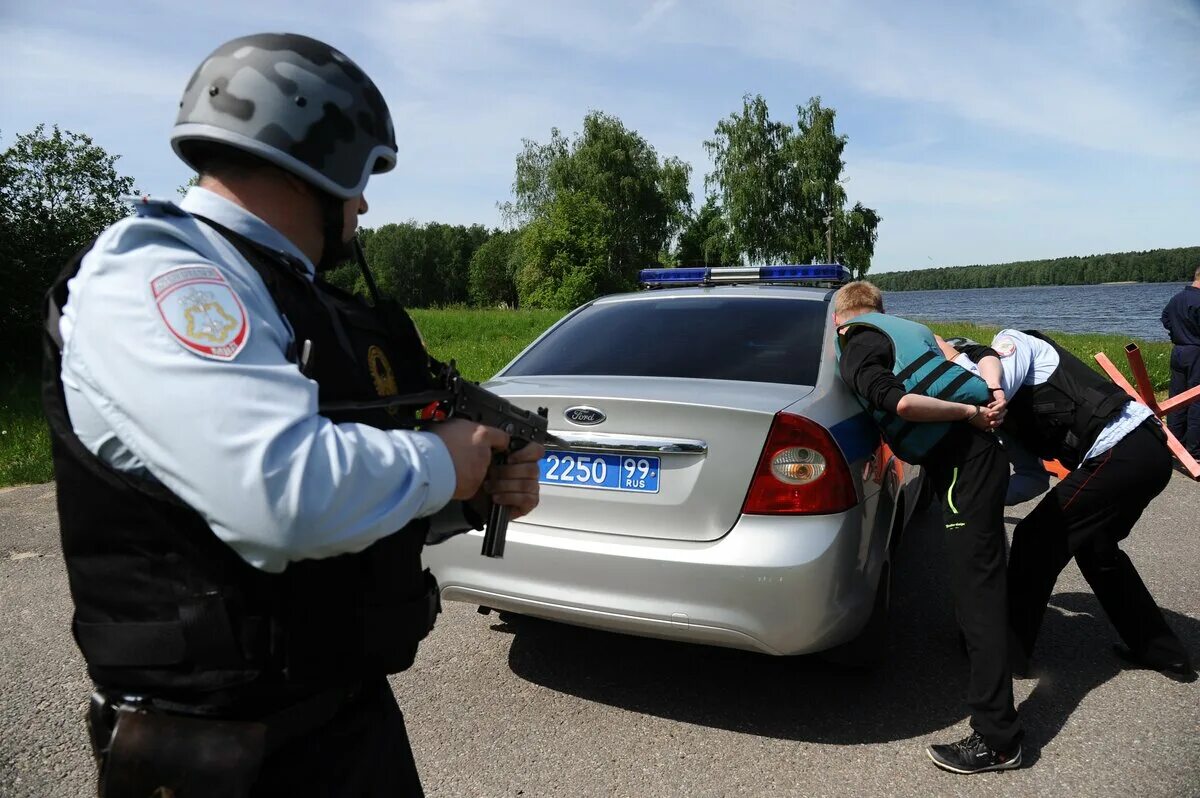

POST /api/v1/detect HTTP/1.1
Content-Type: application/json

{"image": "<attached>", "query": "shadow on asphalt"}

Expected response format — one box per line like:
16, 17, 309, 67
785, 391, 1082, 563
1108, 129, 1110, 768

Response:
498, 505, 1199, 747
1017, 593, 1198, 759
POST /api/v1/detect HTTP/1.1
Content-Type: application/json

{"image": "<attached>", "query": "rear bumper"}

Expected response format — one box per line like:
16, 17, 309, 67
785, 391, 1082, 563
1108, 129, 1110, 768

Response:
423, 509, 881, 656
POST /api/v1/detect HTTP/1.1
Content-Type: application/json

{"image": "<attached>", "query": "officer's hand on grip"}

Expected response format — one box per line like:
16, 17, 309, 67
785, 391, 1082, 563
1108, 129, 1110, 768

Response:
432, 419, 511, 500
483, 442, 546, 520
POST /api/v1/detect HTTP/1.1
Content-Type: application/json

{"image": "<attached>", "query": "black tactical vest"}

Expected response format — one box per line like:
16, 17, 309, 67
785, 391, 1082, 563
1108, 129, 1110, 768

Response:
1002, 330, 1130, 470
42, 217, 444, 701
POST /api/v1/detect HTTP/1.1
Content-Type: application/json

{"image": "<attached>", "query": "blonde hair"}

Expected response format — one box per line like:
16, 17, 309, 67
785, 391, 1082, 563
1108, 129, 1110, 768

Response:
833, 281, 884, 317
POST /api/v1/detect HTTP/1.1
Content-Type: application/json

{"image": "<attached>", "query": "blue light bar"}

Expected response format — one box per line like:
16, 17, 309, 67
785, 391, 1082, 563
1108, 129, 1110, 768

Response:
759, 264, 852, 283
638, 263, 851, 289
639, 267, 710, 284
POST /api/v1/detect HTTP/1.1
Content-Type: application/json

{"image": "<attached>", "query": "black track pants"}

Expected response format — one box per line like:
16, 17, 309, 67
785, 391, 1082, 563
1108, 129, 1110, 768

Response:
924, 427, 1023, 752
1008, 422, 1187, 666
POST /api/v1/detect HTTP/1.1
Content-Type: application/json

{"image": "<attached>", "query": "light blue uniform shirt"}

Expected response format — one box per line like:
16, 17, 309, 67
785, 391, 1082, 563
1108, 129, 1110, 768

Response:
955, 329, 1152, 503
59, 187, 458, 573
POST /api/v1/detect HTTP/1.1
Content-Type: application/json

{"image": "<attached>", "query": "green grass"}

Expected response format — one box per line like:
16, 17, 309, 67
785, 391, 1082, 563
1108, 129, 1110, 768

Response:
0, 309, 1167, 488
924, 321, 1172, 396
0, 371, 54, 488
410, 308, 566, 381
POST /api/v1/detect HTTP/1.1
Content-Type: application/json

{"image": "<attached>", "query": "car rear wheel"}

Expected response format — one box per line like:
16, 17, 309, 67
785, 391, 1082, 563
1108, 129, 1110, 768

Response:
820, 559, 891, 668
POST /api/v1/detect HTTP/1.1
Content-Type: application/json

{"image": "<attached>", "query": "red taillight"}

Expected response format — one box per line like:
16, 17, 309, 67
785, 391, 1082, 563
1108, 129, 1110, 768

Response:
741, 412, 858, 515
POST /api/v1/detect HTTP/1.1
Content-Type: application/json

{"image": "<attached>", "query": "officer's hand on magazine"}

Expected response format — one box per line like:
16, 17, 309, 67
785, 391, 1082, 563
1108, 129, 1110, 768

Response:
482, 442, 546, 519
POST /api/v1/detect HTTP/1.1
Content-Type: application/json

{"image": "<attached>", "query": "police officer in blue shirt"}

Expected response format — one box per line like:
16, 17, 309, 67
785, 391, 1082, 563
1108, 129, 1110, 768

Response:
942, 331, 1193, 681
1161, 264, 1200, 460
42, 33, 543, 797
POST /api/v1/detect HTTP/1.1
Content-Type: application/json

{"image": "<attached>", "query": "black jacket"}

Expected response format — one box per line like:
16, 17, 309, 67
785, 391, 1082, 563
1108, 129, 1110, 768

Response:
1162, 285, 1200, 347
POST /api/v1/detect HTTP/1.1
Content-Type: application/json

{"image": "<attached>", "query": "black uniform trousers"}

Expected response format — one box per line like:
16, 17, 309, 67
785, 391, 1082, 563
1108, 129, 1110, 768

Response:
252, 677, 424, 797
923, 425, 1023, 752
93, 677, 425, 798
1007, 422, 1187, 666
1166, 344, 1200, 458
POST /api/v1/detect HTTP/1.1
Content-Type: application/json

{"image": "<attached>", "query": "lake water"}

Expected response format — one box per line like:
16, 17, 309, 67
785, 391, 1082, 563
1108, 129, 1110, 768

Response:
882, 283, 1190, 341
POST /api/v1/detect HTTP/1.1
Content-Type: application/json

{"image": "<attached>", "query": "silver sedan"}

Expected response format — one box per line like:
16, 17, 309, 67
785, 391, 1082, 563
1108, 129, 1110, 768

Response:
426, 274, 922, 663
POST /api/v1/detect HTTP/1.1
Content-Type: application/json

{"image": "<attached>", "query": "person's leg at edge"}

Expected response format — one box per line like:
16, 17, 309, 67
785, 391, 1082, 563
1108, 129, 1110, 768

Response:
1165, 346, 1188, 444
1183, 347, 1200, 459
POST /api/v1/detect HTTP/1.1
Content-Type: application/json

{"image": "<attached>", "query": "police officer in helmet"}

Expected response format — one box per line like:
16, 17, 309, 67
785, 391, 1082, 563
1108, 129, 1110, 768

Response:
43, 33, 543, 796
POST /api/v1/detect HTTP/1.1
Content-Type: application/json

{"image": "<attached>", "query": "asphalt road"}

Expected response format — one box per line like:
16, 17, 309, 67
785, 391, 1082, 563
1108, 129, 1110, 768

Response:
2, 476, 1198, 798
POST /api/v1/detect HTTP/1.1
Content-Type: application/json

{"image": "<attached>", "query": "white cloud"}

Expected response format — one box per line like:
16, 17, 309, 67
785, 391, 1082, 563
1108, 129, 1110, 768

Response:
2, 1, 1196, 270
657, 0, 1200, 162
845, 158, 1068, 208
0, 26, 185, 109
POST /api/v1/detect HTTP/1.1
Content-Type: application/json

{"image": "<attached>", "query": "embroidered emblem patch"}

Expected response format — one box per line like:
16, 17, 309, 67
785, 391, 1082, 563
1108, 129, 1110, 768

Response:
366, 345, 398, 397
994, 336, 1017, 358
151, 266, 249, 361
366, 345, 400, 416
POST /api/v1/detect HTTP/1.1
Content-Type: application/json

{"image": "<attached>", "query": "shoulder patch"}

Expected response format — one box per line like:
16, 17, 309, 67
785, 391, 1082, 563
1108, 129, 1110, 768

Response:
993, 336, 1017, 358
152, 266, 249, 361
125, 194, 190, 218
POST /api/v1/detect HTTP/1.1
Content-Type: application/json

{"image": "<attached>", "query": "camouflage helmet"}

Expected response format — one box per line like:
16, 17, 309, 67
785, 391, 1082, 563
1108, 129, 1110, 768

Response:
171, 33, 396, 200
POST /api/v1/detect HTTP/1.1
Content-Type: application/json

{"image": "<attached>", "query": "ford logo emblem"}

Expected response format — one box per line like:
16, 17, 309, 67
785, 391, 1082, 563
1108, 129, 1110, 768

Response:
564, 406, 606, 426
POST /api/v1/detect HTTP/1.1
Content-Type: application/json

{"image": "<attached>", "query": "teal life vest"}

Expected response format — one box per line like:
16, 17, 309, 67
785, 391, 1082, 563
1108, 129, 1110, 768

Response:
835, 312, 990, 463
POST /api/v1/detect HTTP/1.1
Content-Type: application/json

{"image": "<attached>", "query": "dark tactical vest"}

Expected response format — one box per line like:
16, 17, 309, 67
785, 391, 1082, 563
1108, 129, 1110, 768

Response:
43, 214, 443, 701
1002, 331, 1130, 470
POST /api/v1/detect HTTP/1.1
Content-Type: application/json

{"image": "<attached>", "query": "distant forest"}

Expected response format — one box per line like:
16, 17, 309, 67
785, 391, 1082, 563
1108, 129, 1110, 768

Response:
870, 246, 1200, 291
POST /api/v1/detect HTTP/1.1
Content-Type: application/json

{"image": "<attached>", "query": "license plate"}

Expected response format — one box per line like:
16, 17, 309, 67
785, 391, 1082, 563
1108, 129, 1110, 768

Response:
539, 451, 660, 493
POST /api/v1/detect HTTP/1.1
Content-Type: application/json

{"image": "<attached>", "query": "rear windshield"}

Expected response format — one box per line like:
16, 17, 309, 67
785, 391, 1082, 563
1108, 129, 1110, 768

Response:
504, 295, 828, 385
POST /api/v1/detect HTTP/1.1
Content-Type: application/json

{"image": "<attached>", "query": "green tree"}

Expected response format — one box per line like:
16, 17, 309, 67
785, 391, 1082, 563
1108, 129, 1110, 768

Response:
675, 196, 737, 266
504, 112, 692, 308
1, 125, 136, 370
469, 230, 520, 307
869, 246, 1200, 291
516, 191, 612, 310
355, 222, 490, 308
704, 95, 881, 276
177, 174, 200, 197
703, 95, 790, 263
837, 203, 882, 280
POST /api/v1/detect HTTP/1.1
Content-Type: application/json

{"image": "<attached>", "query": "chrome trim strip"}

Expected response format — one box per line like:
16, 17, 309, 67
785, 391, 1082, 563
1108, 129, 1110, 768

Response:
549, 431, 707, 454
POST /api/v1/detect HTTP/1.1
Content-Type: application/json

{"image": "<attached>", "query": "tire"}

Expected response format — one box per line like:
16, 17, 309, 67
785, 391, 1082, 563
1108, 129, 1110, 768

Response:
914, 470, 936, 515
820, 560, 891, 668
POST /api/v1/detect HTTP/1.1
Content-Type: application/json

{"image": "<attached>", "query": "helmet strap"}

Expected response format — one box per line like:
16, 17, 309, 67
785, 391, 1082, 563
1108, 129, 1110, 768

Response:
315, 191, 353, 273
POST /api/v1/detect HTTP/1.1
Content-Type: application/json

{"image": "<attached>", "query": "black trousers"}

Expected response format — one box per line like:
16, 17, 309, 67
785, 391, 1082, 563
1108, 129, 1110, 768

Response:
91, 677, 423, 797
923, 426, 1023, 751
1007, 422, 1187, 666
1166, 344, 1200, 458
253, 677, 424, 797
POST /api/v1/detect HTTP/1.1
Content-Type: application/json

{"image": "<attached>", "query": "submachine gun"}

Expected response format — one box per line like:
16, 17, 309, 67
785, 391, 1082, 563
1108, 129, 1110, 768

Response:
321, 240, 565, 558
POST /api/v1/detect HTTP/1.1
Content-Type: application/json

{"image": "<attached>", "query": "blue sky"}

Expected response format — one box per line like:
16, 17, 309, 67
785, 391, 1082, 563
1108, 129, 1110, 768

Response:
2, 0, 1198, 273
